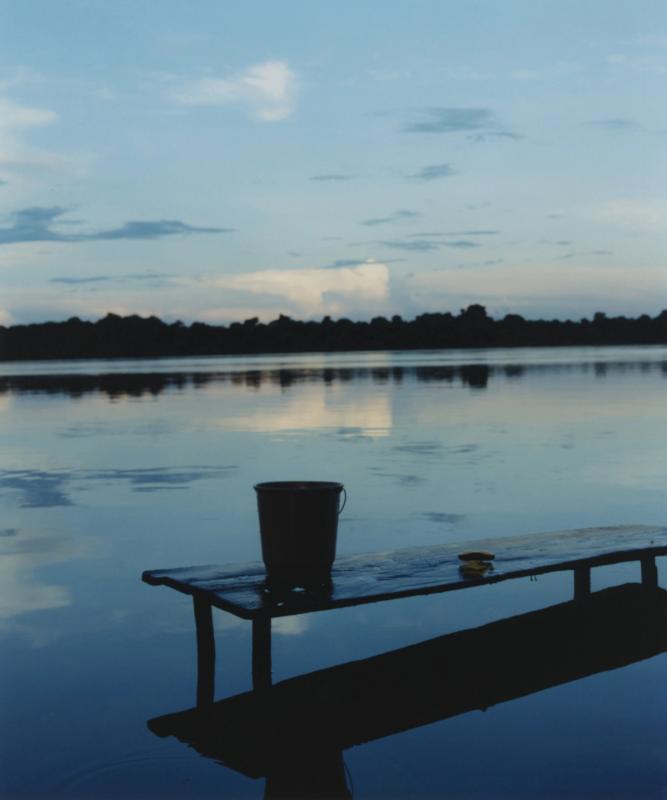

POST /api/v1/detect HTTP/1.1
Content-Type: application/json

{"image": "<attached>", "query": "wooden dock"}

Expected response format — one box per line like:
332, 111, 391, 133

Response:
142, 524, 667, 703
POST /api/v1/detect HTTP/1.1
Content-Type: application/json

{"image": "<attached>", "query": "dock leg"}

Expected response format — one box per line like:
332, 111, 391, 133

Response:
193, 595, 215, 707
252, 616, 272, 691
573, 566, 591, 601
641, 556, 658, 589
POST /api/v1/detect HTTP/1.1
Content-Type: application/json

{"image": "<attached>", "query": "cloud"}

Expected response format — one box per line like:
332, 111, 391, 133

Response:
172, 60, 297, 121
445, 240, 479, 248
585, 200, 667, 232
0, 206, 71, 244
586, 118, 639, 130
309, 173, 354, 181
556, 249, 612, 261
50, 276, 110, 285
377, 236, 480, 252
202, 261, 391, 320
322, 258, 366, 269
322, 257, 405, 269
407, 163, 457, 181
451, 230, 499, 236
402, 107, 520, 142
467, 131, 523, 142
361, 209, 420, 226
0, 96, 56, 131
407, 230, 499, 237
403, 107, 495, 134
379, 239, 441, 252
50, 272, 171, 285
0, 206, 233, 245
85, 219, 231, 240
0, 96, 86, 175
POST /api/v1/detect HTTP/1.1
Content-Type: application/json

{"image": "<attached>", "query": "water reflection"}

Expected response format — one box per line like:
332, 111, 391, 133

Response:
1, 357, 666, 398
0, 466, 237, 507
209, 383, 392, 436
148, 583, 667, 799
0, 527, 91, 624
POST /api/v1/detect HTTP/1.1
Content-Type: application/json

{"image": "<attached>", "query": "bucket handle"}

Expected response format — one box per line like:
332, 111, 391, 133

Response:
338, 487, 347, 515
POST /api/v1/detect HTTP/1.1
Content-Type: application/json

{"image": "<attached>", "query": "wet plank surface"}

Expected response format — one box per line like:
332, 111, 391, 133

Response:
142, 524, 667, 620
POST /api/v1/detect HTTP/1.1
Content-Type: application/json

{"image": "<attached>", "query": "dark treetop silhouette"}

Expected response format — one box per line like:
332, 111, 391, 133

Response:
2, 305, 667, 361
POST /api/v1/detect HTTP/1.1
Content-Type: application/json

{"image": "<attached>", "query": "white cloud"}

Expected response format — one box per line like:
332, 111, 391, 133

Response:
0, 95, 88, 176
1, 261, 392, 325
200, 261, 391, 320
172, 60, 298, 121
0, 96, 56, 168
584, 200, 667, 232
0, 97, 56, 129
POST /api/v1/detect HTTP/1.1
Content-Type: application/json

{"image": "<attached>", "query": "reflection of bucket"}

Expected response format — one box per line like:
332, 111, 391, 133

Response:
254, 481, 346, 585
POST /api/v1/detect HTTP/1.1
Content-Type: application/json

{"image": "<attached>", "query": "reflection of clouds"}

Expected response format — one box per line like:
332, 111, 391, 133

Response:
272, 616, 309, 636
0, 529, 90, 621
211, 383, 392, 437
420, 512, 466, 525
369, 468, 425, 487
0, 465, 237, 507
0, 469, 74, 507
87, 466, 237, 493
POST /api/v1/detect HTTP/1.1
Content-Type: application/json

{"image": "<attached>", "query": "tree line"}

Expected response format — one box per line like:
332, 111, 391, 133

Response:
1, 305, 666, 361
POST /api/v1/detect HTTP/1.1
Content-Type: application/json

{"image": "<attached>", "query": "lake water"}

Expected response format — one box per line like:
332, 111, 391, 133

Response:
1, 345, 666, 799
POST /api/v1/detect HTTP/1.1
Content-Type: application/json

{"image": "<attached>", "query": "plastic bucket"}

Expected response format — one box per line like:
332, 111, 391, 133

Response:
254, 481, 346, 585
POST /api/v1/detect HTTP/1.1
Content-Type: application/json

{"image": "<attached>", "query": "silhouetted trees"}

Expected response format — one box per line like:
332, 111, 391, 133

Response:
1, 306, 666, 361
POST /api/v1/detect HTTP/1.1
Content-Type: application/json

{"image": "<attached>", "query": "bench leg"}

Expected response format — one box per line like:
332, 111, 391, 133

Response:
573, 566, 591, 601
193, 596, 216, 707
252, 616, 272, 691
641, 556, 658, 589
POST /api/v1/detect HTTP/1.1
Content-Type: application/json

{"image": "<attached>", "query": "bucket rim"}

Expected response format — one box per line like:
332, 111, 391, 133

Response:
254, 480, 344, 492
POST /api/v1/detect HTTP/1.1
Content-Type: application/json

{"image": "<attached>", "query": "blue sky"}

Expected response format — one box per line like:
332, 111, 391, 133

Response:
1, 0, 665, 325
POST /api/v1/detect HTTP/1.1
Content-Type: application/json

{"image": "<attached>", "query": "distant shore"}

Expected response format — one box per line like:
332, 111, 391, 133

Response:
1, 305, 666, 362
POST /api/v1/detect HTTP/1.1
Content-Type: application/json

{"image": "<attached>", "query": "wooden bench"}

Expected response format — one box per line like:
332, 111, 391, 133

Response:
142, 524, 667, 705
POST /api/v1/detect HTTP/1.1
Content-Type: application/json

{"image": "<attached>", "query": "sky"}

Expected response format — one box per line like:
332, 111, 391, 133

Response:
1, 0, 666, 326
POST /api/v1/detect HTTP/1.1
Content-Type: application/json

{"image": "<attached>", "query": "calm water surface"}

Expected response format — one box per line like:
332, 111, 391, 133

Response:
1, 346, 666, 798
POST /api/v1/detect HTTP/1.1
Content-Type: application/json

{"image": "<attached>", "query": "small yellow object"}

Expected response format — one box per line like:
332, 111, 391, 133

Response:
459, 559, 493, 578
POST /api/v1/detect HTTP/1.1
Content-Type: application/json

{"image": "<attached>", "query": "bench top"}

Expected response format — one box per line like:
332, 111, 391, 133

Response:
142, 524, 667, 620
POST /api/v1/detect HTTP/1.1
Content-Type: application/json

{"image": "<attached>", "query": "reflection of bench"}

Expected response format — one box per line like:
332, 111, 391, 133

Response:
142, 525, 667, 705
148, 582, 667, 785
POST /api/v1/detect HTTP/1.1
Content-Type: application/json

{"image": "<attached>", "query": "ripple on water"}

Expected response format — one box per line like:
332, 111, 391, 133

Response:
52, 745, 199, 793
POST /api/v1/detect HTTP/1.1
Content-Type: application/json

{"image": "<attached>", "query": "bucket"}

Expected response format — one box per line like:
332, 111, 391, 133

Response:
254, 481, 346, 585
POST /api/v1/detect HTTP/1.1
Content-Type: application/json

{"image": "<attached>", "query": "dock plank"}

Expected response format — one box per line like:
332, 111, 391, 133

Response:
143, 525, 667, 619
